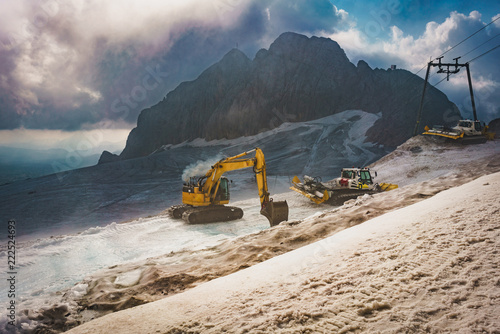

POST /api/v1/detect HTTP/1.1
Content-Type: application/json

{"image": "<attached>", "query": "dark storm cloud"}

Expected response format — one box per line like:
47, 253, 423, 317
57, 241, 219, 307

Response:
2, 0, 497, 131
0, 44, 26, 129
0, 0, 349, 131
96, 3, 270, 126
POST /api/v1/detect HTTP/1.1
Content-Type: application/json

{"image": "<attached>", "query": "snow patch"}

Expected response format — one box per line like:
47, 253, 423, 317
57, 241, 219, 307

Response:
114, 269, 142, 287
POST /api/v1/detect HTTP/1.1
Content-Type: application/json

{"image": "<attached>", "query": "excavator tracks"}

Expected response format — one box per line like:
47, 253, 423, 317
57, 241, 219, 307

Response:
325, 190, 378, 205
325, 183, 398, 205
168, 205, 243, 224
458, 136, 488, 145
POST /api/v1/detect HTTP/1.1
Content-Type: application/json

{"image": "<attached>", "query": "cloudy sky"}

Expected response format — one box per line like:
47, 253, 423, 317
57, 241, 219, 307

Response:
0, 0, 499, 151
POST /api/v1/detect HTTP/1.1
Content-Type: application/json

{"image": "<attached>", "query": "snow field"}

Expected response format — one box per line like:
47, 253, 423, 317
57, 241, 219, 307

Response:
66, 172, 500, 334
0, 188, 324, 333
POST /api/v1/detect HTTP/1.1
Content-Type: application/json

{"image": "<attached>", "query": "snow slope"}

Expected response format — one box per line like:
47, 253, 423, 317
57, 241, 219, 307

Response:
0, 192, 327, 331
66, 171, 500, 334
1, 136, 499, 333
371, 135, 500, 187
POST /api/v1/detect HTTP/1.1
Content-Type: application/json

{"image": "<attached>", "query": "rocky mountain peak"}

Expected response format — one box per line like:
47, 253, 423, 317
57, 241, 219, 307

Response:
197, 47, 251, 81
357, 60, 372, 71
109, 32, 460, 161
211, 48, 251, 72
263, 32, 351, 68
221, 48, 250, 63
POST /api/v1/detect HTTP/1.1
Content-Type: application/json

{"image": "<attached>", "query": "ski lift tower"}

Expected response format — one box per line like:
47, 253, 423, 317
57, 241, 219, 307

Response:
413, 56, 478, 136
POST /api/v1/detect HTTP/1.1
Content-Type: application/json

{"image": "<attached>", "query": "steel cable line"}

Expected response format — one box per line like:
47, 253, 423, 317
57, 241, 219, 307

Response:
433, 43, 500, 88
405, 16, 500, 135
421, 16, 500, 80
419, 18, 500, 89
461, 32, 500, 58
433, 76, 448, 87
468, 43, 500, 63
399, 17, 500, 92
439, 15, 500, 58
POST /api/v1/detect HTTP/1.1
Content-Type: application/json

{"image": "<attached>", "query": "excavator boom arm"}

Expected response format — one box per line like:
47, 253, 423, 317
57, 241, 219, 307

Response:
203, 148, 270, 206
182, 147, 288, 227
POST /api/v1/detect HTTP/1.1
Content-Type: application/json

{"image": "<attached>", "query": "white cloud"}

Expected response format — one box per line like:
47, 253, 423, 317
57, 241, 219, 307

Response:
328, 10, 500, 122
328, 27, 382, 58
494, 14, 500, 27
331, 11, 498, 70
379, 12, 479, 70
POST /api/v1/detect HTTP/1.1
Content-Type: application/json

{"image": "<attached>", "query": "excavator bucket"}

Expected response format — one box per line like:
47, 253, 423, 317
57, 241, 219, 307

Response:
261, 200, 289, 227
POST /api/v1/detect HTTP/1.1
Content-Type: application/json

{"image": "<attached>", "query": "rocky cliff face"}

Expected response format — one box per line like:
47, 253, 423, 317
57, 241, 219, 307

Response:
114, 32, 460, 160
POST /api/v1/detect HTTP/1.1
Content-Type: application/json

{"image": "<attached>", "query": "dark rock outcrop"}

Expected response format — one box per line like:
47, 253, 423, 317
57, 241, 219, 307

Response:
98, 150, 120, 164
488, 118, 500, 138
114, 32, 460, 160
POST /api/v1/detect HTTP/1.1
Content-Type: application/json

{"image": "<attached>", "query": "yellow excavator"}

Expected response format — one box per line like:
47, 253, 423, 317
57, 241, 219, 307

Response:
168, 148, 289, 227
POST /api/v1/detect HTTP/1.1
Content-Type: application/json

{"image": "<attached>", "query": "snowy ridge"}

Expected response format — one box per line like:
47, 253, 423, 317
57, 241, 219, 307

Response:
157, 110, 379, 149
168, 110, 386, 178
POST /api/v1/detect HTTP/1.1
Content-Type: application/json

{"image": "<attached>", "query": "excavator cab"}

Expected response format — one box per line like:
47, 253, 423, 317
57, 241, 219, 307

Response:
214, 177, 230, 202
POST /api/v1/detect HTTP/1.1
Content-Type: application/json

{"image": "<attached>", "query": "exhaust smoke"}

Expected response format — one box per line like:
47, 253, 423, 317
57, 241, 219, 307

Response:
181, 154, 224, 182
